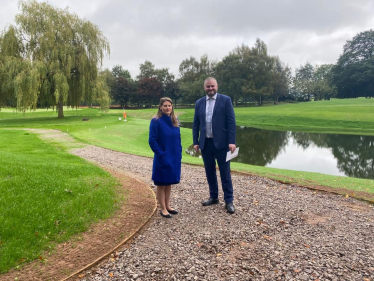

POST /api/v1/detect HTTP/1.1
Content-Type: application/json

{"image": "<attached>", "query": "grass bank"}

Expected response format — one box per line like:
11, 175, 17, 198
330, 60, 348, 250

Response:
0, 130, 124, 273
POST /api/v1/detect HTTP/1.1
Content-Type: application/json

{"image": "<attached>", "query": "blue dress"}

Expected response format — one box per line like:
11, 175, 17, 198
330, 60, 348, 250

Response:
149, 114, 182, 185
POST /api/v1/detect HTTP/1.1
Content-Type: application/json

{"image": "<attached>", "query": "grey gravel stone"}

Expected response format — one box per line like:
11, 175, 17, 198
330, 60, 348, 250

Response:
71, 146, 374, 281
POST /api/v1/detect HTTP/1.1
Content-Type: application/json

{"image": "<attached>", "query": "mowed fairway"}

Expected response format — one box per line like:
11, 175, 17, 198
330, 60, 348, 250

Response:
0, 130, 124, 273
179, 98, 374, 135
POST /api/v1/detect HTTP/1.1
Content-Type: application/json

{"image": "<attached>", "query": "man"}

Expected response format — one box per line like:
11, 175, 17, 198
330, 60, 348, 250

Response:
193, 77, 236, 214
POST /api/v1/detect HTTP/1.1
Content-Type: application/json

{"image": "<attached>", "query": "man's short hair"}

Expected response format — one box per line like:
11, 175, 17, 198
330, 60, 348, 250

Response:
204, 77, 217, 84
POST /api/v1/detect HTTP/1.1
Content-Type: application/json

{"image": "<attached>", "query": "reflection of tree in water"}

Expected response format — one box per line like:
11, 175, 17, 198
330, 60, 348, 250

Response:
185, 126, 289, 166
233, 127, 289, 166
291, 132, 316, 149
292, 132, 374, 179
184, 122, 374, 179
327, 135, 374, 179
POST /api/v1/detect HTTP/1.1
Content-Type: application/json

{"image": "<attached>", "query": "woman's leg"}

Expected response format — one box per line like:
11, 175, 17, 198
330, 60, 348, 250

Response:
165, 185, 174, 211
157, 185, 168, 215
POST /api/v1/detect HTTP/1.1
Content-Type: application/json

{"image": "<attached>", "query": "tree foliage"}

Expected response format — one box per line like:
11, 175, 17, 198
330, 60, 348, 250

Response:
109, 65, 134, 108
312, 64, 336, 100
216, 40, 289, 106
136, 77, 163, 107
178, 55, 215, 104
0, 0, 110, 117
333, 29, 374, 98
294, 62, 314, 101
272, 56, 291, 104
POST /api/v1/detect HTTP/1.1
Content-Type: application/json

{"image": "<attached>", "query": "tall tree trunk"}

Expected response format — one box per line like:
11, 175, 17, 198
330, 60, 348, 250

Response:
57, 100, 64, 118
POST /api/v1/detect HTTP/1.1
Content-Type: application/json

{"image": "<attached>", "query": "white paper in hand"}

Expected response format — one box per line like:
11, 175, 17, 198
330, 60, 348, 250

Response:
226, 147, 239, 162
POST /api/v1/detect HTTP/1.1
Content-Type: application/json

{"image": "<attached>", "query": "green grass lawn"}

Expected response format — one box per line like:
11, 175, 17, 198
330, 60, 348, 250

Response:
178, 98, 374, 135
0, 130, 124, 273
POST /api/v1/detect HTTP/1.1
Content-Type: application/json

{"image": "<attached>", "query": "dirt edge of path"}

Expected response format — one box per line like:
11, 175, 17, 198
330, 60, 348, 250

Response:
1, 169, 157, 281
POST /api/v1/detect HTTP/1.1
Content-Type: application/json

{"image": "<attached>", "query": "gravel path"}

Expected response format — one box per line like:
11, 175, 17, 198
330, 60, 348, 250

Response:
72, 145, 374, 281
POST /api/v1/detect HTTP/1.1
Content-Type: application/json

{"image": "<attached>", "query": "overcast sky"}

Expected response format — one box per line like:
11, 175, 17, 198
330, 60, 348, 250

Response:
1, 0, 373, 78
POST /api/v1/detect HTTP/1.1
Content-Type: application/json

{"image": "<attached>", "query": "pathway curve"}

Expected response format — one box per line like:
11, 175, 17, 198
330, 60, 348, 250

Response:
71, 145, 374, 281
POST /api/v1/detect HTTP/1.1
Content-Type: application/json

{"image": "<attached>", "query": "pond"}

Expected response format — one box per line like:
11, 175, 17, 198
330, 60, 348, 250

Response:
181, 123, 374, 179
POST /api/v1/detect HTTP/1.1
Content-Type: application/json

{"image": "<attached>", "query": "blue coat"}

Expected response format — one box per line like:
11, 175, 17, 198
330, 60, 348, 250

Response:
193, 93, 236, 150
149, 114, 182, 185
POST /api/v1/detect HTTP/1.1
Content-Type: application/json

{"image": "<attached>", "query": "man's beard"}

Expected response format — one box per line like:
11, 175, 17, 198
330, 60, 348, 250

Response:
206, 91, 216, 97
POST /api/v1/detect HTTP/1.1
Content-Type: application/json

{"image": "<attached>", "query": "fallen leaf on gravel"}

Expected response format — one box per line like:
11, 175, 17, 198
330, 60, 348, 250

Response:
109, 272, 113, 277
345, 194, 349, 198
279, 221, 286, 224
294, 269, 300, 273
79, 274, 85, 278
263, 235, 272, 240
197, 243, 202, 247
303, 244, 310, 248
217, 253, 222, 256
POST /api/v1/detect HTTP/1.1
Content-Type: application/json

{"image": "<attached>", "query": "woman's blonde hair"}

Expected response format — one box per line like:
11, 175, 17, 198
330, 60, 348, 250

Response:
155, 97, 179, 127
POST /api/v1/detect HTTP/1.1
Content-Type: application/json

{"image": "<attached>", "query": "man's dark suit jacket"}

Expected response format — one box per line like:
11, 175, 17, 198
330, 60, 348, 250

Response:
193, 93, 236, 151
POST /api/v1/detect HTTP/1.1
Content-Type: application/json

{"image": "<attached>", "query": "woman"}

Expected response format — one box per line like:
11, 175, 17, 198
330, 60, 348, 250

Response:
149, 97, 182, 218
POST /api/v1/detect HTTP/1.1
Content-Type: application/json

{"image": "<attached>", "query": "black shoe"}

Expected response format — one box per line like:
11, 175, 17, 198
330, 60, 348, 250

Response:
202, 198, 219, 206
225, 202, 235, 214
160, 210, 172, 218
167, 208, 178, 215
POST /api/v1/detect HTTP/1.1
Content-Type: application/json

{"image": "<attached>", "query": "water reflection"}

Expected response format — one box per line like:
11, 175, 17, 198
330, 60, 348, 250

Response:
182, 123, 374, 179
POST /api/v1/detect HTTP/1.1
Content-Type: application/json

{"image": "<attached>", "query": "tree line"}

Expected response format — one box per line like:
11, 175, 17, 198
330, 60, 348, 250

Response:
106, 27, 374, 109
1, 1, 373, 118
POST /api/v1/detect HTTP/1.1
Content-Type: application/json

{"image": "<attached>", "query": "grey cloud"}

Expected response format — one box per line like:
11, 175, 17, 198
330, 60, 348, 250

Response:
1, 0, 373, 77
91, 0, 373, 37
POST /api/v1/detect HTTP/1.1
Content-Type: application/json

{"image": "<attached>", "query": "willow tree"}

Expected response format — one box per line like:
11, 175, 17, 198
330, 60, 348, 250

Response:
0, 0, 110, 117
